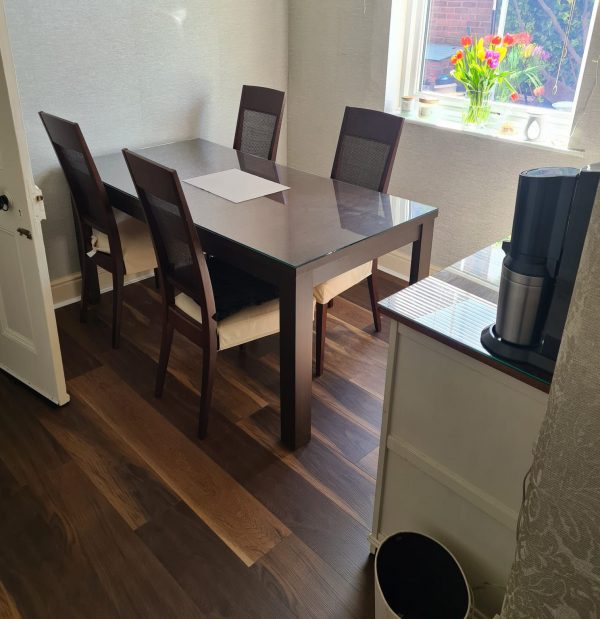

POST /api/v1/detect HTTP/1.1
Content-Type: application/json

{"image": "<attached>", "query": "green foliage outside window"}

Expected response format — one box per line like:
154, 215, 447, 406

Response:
504, 0, 595, 102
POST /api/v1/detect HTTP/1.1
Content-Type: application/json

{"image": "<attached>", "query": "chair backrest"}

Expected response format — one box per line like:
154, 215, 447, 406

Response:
122, 149, 216, 324
331, 107, 404, 193
39, 112, 116, 239
233, 85, 285, 161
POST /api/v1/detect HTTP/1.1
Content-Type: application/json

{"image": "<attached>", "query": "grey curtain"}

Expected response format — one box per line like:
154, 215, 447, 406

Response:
502, 190, 600, 617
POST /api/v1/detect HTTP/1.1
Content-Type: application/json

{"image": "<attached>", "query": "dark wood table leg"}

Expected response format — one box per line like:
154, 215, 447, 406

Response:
409, 218, 435, 284
279, 269, 314, 449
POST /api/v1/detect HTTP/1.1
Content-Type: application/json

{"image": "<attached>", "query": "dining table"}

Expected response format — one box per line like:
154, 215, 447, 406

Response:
92, 137, 438, 449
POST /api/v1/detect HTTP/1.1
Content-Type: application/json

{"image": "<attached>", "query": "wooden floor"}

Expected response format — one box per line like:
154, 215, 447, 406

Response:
0, 275, 400, 619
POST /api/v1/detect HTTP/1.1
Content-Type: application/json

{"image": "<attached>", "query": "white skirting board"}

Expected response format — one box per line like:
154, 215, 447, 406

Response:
51, 269, 155, 309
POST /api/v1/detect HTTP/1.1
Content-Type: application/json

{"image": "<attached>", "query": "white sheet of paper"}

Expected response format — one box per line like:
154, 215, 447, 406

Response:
183, 168, 289, 203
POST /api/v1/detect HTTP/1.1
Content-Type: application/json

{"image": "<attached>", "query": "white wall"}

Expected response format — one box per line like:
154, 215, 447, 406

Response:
287, 0, 600, 270
5, 0, 288, 281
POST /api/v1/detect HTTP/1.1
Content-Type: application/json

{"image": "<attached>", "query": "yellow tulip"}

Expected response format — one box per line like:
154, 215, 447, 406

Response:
477, 37, 484, 52
499, 46, 507, 61
477, 48, 486, 61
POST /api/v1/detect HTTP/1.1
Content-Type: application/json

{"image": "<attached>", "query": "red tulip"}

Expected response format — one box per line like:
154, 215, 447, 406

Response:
503, 34, 515, 46
491, 35, 502, 45
456, 50, 464, 60
533, 86, 545, 97
461, 36, 472, 47
450, 55, 458, 65
510, 92, 519, 102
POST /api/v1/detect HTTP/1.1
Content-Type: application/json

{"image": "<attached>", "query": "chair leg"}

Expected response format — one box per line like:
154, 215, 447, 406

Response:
80, 258, 90, 323
155, 320, 174, 397
80, 257, 96, 323
315, 302, 328, 377
111, 269, 124, 349
327, 299, 334, 309
154, 267, 160, 290
198, 345, 217, 438
367, 273, 381, 333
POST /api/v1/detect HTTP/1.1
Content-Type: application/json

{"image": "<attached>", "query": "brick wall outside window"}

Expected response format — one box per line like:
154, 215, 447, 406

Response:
428, 0, 495, 44
422, 0, 495, 88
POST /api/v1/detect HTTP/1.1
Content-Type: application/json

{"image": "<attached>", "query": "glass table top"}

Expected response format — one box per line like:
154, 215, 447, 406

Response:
94, 138, 437, 268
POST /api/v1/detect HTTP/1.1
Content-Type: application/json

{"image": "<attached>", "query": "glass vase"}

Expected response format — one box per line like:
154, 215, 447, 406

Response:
463, 91, 491, 126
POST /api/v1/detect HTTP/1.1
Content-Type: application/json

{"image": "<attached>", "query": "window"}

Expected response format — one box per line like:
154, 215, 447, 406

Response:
390, 0, 599, 147
421, 0, 596, 112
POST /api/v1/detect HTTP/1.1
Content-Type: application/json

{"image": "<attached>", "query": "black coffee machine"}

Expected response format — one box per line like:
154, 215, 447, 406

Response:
481, 164, 600, 374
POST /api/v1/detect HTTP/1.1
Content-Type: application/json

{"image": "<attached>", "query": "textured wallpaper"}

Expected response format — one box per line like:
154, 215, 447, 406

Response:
502, 189, 600, 616
4, 0, 288, 280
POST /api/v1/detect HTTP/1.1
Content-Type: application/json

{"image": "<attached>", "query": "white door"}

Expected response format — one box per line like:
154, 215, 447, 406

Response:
0, 3, 68, 405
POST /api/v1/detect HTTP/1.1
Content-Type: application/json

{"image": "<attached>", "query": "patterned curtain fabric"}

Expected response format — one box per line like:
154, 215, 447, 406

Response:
502, 191, 600, 617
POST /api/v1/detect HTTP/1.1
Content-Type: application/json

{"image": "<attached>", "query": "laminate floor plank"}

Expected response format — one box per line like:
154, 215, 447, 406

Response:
69, 366, 290, 566
56, 327, 102, 380
245, 457, 375, 603
254, 534, 368, 619
5, 461, 201, 619
0, 373, 70, 489
0, 477, 124, 619
0, 581, 22, 619
137, 502, 295, 619
327, 295, 392, 343
304, 333, 386, 398
229, 342, 381, 464
310, 396, 379, 464
0, 457, 20, 502
326, 310, 389, 357
313, 371, 384, 433
358, 447, 380, 480
241, 406, 375, 528
197, 409, 374, 591
38, 395, 178, 530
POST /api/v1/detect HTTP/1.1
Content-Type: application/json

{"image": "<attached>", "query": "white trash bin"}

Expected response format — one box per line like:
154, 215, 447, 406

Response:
374, 532, 473, 619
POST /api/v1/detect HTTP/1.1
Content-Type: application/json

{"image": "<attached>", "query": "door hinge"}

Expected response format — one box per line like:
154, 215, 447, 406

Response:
17, 227, 32, 240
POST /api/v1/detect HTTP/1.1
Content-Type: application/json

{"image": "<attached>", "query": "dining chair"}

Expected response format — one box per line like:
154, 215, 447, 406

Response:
39, 112, 157, 348
122, 149, 281, 438
233, 85, 285, 161
314, 106, 404, 376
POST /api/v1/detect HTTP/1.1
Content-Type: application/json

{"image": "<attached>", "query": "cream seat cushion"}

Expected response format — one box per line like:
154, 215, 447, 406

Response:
92, 209, 157, 275
174, 292, 280, 351
313, 262, 372, 305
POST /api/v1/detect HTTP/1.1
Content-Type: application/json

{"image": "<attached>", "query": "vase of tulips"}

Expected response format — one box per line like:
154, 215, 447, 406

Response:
451, 34, 519, 126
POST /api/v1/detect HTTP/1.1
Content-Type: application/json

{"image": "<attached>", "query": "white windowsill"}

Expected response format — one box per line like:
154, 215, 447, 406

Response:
397, 110, 584, 157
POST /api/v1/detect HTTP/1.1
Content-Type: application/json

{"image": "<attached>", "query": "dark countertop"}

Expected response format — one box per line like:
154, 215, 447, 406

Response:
379, 243, 551, 393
